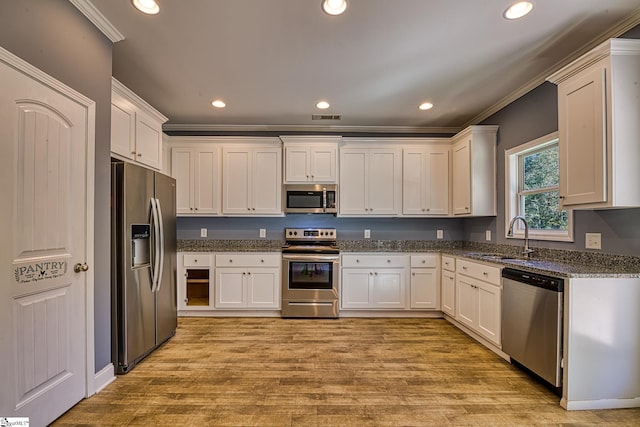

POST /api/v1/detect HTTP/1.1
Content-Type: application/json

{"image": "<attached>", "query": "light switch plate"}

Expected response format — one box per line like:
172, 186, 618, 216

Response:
585, 232, 601, 250
259, 228, 266, 238
436, 229, 444, 239
200, 228, 207, 238
485, 230, 492, 241
364, 229, 371, 239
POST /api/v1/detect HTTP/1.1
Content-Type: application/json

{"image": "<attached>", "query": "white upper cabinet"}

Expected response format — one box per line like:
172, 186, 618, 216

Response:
281, 136, 340, 183
339, 140, 402, 216
222, 139, 283, 215
451, 125, 498, 216
402, 142, 450, 216
170, 139, 221, 216
548, 38, 640, 209
110, 78, 167, 170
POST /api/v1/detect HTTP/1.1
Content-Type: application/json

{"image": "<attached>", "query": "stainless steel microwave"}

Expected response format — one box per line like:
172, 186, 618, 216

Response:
284, 184, 337, 214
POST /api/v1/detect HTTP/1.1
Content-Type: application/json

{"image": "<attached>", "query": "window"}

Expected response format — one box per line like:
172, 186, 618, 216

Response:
505, 132, 573, 242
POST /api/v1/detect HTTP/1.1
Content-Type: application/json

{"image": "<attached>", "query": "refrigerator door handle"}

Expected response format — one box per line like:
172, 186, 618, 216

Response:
155, 197, 165, 292
150, 197, 161, 292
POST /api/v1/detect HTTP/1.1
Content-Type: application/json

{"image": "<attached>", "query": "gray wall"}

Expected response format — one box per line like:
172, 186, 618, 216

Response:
178, 215, 464, 241
0, 0, 113, 373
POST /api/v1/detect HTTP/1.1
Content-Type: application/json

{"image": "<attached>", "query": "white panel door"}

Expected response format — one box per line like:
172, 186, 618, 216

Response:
368, 149, 401, 215
425, 148, 450, 215
171, 148, 194, 214
455, 275, 477, 328
215, 269, 246, 308
0, 51, 92, 426
410, 269, 439, 309
134, 110, 162, 170
441, 270, 456, 317
252, 148, 282, 215
285, 146, 310, 182
339, 150, 367, 214
246, 268, 280, 308
309, 146, 337, 182
194, 148, 220, 214
341, 269, 371, 308
558, 65, 607, 206
372, 269, 405, 308
222, 148, 251, 214
402, 148, 425, 215
477, 281, 501, 346
452, 139, 471, 215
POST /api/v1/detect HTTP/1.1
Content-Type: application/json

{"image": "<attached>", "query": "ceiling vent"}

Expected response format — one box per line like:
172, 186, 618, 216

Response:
312, 114, 342, 120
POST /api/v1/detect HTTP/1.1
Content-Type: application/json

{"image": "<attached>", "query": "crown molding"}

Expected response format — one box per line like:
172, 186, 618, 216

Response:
463, 8, 640, 127
69, 0, 125, 42
162, 123, 460, 135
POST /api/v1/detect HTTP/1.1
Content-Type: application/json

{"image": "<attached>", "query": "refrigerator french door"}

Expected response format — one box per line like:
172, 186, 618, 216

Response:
111, 162, 177, 374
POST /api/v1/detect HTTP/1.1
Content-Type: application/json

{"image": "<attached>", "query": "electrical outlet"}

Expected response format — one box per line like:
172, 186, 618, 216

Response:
485, 230, 492, 241
364, 229, 371, 239
585, 232, 601, 250
259, 228, 266, 238
200, 228, 207, 238
436, 229, 444, 239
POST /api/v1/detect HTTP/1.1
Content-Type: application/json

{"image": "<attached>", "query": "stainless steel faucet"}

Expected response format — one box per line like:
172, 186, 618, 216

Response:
507, 215, 535, 258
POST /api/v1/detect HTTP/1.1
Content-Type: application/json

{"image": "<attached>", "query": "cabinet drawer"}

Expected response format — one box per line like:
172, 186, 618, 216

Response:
457, 259, 500, 284
341, 254, 407, 268
183, 254, 211, 267
216, 253, 280, 267
410, 254, 437, 268
442, 255, 455, 272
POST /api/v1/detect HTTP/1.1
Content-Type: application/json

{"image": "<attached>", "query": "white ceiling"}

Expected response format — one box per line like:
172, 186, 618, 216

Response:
87, 0, 640, 133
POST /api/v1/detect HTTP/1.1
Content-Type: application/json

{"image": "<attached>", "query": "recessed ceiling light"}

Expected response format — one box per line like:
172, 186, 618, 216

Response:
132, 0, 160, 15
211, 100, 226, 108
316, 101, 330, 109
503, 1, 533, 20
419, 102, 434, 111
322, 0, 347, 16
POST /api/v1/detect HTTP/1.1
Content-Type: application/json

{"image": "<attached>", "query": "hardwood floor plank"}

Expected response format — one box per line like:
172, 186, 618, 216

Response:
52, 318, 640, 426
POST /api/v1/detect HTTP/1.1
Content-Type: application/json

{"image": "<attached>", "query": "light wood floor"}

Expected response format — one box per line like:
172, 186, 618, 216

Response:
53, 318, 640, 426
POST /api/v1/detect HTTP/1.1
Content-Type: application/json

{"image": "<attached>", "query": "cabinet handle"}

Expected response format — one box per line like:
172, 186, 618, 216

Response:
462, 266, 467, 270
131, 151, 136, 155
137, 153, 142, 157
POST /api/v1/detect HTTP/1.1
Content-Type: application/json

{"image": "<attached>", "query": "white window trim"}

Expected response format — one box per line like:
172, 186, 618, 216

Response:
505, 131, 574, 242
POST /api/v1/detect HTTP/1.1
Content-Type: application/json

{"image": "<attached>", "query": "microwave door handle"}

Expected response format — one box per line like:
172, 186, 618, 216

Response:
323, 187, 327, 212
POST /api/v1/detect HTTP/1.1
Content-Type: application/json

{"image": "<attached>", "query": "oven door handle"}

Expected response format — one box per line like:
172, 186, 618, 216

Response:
282, 254, 339, 262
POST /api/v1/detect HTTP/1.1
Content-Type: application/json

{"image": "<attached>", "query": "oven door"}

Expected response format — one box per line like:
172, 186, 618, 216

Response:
282, 253, 339, 300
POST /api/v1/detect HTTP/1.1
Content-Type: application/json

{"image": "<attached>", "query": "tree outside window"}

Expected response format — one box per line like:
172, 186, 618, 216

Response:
505, 132, 573, 242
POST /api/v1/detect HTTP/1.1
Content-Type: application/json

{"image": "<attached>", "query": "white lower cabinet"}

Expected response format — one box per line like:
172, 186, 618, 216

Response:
341, 254, 407, 309
178, 253, 215, 311
454, 258, 501, 347
409, 254, 440, 309
441, 255, 456, 317
214, 253, 280, 309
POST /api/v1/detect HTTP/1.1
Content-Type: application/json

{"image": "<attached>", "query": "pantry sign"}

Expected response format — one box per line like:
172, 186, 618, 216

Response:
14, 260, 67, 284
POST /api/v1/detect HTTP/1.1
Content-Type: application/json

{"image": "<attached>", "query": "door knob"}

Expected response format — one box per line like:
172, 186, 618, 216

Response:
74, 263, 89, 273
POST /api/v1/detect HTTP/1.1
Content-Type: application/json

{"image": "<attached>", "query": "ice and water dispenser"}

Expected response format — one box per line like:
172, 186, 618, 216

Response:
131, 224, 151, 268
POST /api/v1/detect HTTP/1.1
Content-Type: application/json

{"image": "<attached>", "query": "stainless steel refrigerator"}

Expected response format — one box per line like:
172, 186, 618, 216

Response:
111, 161, 177, 374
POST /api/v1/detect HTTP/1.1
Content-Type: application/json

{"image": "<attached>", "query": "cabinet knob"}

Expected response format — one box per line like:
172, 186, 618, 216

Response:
356, 259, 360, 263
483, 272, 488, 276
260, 259, 264, 263
370, 272, 373, 275
387, 259, 391, 263
374, 272, 378, 276
426, 208, 430, 212
137, 153, 142, 157
252, 208, 256, 211
412, 272, 415, 276
247, 272, 251, 275
229, 259, 233, 263
195, 207, 198, 211
131, 151, 136, 155
185, 298, 188, 303
194, 259, 198, 263
247, 207, 251, 211
421, 260, 426, 264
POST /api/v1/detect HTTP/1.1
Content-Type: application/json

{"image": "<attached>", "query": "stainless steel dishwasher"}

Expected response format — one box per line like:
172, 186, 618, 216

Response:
501, 268, 564, 387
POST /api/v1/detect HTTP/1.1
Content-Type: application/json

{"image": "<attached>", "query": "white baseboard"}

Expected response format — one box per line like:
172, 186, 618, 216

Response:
93, 363, 116, 394
561, 396, 640, 411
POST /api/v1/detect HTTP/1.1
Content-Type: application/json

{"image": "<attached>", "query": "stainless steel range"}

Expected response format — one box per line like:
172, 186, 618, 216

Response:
281, 228, 339, 318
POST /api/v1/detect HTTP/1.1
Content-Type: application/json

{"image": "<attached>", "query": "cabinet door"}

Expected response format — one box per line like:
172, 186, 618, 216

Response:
135, 110, 163, 170
456, 275, 477, 328
341, 269, 372, 308
410, 268, 439, 309
252, 147, 282, 214
425, 147, 450, 215
172, 148, 194, 215
285, 146, 310, 182
194, 148, 220, 214
309, 145, 337, 182
339, 149, 368, 214
215, 268, 246, 308
368, 149, 401, 215
402, 148, 426, 215
110, 99, 135, 160
452, 138, 471, 215
441, 270, 456, 316
372, 269, 405, 308
477, 280, 501, 346
246, 268, 280, 308
222, 148, 251, 214
558, 64, 607, 207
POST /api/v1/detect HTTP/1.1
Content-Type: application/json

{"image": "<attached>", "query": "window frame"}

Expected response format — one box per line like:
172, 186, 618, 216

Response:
505, 132, 574, 242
